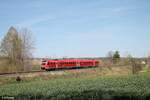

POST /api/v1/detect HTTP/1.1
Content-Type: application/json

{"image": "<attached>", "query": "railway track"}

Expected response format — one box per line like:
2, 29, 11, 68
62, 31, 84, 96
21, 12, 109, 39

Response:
0, 70, 45, 76
0, 66, 98, 77
0, 68, 74, 77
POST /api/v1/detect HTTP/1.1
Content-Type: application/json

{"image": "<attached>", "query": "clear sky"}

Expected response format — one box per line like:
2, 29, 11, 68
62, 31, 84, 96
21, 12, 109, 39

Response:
0, 0, 150, 58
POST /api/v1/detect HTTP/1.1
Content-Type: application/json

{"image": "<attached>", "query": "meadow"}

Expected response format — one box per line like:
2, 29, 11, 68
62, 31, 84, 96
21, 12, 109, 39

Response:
0, 66, 150, 100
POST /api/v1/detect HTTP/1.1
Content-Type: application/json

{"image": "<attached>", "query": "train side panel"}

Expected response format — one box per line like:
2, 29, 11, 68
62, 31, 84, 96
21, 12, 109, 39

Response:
41, 59, 100, 70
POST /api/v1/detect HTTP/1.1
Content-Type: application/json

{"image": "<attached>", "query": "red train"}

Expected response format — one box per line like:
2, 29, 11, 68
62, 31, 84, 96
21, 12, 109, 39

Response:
41, 59, 99, 70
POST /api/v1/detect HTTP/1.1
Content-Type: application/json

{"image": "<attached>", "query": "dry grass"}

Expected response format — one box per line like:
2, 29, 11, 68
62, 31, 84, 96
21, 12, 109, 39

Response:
66, 65, 131, 78
0, 65, 132, 85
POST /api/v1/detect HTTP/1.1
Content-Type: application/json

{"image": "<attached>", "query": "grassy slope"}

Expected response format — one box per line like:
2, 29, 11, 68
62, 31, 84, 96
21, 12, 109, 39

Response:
0, 71, 150, 100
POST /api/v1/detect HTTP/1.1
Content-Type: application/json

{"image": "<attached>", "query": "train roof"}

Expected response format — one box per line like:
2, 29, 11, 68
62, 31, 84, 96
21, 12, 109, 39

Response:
46, 59, 98, 62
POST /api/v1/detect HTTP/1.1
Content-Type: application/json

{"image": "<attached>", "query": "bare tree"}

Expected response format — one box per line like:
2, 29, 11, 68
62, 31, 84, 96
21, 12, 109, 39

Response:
105, 51, 114, 69
106, 51, 114, 62
126, 54, 133, 65
19, 28, 35, 71
106, 51, 114, 59
0, 27, 22, 71
0, 26, 34, 72
131, 59, 143, 74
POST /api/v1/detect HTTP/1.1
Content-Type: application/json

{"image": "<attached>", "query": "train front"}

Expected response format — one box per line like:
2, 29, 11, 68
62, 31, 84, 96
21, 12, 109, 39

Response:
41, 60, 47, 70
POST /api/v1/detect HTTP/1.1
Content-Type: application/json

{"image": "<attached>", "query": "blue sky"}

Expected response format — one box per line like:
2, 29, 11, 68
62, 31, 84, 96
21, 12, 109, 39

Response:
0, 0, 150, 58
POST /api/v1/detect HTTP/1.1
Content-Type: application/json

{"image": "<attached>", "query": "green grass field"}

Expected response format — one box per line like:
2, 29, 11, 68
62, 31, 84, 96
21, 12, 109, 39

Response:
0, 69, 150, 100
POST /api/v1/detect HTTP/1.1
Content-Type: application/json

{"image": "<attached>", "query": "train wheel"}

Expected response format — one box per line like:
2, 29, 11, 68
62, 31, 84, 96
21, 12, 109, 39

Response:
45, 69, 49, 71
